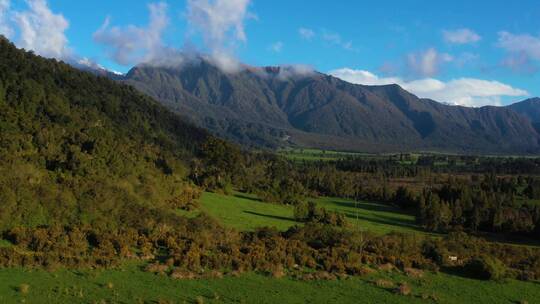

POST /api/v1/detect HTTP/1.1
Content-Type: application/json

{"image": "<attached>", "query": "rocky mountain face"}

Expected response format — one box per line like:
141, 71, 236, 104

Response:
508, 98, 540, 133
120, 60, 540, 154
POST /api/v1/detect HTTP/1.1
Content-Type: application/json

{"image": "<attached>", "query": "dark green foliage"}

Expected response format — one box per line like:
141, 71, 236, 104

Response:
0, 37, 208, 230
415, 175, 540, 237
524, 178, 540, 199
294, 201, 348, 227
463, 256, 507, 281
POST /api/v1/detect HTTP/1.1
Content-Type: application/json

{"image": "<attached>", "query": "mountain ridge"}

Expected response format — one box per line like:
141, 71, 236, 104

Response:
118, 58, 540, 154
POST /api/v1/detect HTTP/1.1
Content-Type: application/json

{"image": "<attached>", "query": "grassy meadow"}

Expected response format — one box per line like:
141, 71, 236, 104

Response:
187, 192, 423, 235
1, 263, 539, 304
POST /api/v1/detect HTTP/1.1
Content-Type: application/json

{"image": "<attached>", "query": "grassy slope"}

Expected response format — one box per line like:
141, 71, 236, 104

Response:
1, 264, 538, 304
196, 192, 422, 234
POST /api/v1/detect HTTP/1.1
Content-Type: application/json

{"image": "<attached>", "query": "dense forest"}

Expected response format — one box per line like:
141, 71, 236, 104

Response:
1, 37, 540, 284
0, 36, 209, 230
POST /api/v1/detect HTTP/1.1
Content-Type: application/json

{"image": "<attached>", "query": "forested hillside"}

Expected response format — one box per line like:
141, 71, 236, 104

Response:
0, 37, 208, 230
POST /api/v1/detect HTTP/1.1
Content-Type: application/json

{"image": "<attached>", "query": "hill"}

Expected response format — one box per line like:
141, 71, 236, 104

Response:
509, 97, 540, 132
121, 60, 540, 154
0, 37, 209, 230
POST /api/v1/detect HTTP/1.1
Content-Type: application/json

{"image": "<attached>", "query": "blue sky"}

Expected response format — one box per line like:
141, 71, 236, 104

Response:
1, 0, 539, 106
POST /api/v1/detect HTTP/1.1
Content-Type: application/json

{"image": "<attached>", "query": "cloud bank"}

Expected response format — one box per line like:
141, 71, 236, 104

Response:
329, 68, 528, 107
93, 0, 254, 73
186, 0, 252, 72
497, 31, 540, 73
1, 0, 70, 59
93, 2, 170, 66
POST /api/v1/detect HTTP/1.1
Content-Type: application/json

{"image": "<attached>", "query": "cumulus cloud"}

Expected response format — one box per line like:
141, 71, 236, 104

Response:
329, 68, 528, 107
1, 0, 70, 59
269, 41, 283, 53
497, 31, 540, 60
497, 31, 540, 73
442, 28, 481, 44
406, 48, 453, 77
298, 27, 315, 40
186, 0, 252, 72
93, 2, 169, 66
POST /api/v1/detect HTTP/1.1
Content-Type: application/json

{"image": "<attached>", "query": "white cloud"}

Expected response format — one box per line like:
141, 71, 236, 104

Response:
497, 31, 540, 61
298, 27, 315, 40
407, 48, 453, 77
275, 64, 315, 79
0, 0, 13, 38
186, 0, 252, 72
270, 41, 283, 53
4, 0, 70, 59
329, 68, 528, 107
93, 2, 169, 66
327, 68, 402, 86
443, 28, 481, 44
497, 31, 540, 73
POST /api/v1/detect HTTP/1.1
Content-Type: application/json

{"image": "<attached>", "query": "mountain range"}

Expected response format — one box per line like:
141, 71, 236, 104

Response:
115, 59, 540, 154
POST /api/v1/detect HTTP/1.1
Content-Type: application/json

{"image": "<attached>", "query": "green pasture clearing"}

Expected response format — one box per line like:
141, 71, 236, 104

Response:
0, 264, 538, 304
195, 192, 424, 235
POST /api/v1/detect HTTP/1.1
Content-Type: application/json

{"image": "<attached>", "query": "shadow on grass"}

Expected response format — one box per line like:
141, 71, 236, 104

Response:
341, 211, 426, 233
243, 211, 296, 222
234, 193, 263, 203
326, 200, 400, 214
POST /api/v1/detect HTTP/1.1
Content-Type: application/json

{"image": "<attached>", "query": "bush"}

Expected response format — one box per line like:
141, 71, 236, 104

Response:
394, 282, 411, 296
18, 283, 30, 294
463, 255, 507, 281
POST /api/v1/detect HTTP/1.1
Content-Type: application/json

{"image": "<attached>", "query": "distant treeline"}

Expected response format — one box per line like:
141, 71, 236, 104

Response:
334, 155, 540, 177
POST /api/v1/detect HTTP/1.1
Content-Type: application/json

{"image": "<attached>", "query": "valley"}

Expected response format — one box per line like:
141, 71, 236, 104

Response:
1, 1, 540, 301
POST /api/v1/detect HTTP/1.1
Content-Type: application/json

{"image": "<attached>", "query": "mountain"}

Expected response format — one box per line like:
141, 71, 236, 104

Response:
120, 59, 540, 154
0, 37, 209, 230
508, 98, 540, 132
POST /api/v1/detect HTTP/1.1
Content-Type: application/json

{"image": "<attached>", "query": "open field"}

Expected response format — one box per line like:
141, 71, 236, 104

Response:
194, 192, 423, 235
0, 263, 538, 304
279, 148, 376, 162
195, 192, 540, 247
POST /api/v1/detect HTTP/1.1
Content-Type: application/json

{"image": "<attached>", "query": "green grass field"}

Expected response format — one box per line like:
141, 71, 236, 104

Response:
279, 148, 373, 162
194, 192, 423, 235
278, 148, 421, 164
1, 263, 538, 304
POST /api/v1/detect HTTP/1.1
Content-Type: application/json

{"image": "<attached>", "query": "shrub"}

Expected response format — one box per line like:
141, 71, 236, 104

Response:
394, 282, 411, 296
374, 279, 394, 288
463, 255, 507, 281
18, 283, 30, 294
